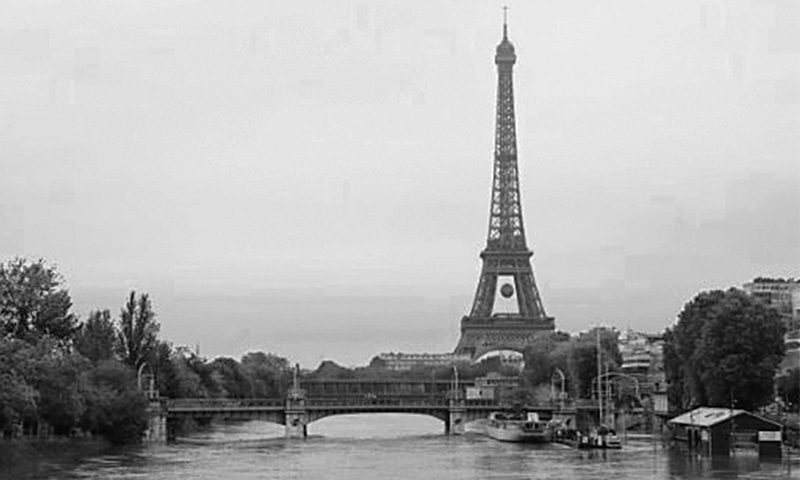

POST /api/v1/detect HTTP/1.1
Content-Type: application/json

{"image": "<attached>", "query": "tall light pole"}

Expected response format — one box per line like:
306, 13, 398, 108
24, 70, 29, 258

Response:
137, 362, 155, 400
551, 367, 566, 410
452, 365, 460, 400
597, 327, 603, 427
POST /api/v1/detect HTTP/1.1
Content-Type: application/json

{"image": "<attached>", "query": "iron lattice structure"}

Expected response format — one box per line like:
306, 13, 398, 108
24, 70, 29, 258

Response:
454, 20, 555, 359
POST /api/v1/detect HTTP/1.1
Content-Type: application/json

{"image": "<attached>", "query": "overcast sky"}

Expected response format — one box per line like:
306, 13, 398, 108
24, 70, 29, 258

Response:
1, 0, 798, 367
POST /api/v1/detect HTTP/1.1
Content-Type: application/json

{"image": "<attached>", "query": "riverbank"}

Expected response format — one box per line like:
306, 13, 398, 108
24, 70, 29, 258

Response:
0, 438, 114, 480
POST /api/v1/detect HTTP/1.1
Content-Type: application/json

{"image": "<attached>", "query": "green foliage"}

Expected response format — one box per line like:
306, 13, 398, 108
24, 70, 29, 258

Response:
117, 291, 160, 369
74, 310, 117, 363
663, 329, 688, 412
209, 357, 251, 398
0, 258, 78, 343
0, 261, 165, 444
523, 332, 570, 388
522, 328, 620, 400
0, 340, 39, 432
241, 351, 291, 397
80, 360, 148, 444
29, 341, 89, 435
777, 367, 799, 410
665, 288, 786, 411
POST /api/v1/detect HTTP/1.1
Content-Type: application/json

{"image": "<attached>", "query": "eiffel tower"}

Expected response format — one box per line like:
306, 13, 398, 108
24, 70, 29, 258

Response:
454, 14, 555, 359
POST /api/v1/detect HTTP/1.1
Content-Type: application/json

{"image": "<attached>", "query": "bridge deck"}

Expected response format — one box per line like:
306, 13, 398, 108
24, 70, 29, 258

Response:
164, 398, 585, 416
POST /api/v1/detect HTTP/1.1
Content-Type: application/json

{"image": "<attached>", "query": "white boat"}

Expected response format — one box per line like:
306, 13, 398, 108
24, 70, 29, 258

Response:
577, 426, 622, 450
486, 411, 551, 443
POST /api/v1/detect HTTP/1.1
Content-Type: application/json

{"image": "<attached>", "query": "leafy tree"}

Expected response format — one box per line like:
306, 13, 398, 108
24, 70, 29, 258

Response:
28, 337, 91, 434
777, 367, 799, 410
117, 291, 160, 369
210, 357, 251, 398
0, 339, 39, 434
0, 258, 78, 342
74, 310, 117, 363
663, 329, 688, 412
241, 352, 291, 397
665, 289, 786, 411
80, 360, 148, 444
523, 331, 571, 387
557, 328, 620, 399
147, 340, 179, 397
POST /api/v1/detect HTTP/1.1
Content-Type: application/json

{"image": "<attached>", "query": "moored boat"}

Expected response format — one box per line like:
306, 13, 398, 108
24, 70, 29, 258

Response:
576, 426, 622, 449
486, 411, 551, 443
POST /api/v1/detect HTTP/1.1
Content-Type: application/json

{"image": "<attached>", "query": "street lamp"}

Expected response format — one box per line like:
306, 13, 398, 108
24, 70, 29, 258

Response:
591, 371, 641, 430
551, 367, 566, 410
452, 365, 460, 400
137, 362, 156, 400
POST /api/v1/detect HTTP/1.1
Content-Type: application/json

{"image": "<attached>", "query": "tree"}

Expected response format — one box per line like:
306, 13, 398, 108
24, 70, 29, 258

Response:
558, 328, 620, 399
241, 352, 291, 397
116, 291, 160, 369
210, 357, 251, 398
665, 289, 786, 411
523, 331, 571, 388
74, 310, 117, 363
0, 258, 78, 343
0, 339, 39, 435
777, 367, 799, 411
80, 360, 148, 444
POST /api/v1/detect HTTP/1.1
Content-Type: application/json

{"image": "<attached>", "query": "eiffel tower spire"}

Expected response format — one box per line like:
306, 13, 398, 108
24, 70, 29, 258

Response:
454, 13, 555, 359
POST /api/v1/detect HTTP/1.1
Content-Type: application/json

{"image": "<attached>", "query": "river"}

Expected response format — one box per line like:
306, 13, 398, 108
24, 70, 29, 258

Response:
8, 415, 798, 479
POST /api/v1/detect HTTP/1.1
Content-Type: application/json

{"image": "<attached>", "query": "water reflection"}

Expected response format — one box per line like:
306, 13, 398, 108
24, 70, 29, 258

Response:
7, 417, 798, 480
665, 445, 790, 479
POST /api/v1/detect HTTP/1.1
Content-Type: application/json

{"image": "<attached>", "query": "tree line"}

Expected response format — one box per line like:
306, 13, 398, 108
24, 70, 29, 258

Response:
520, 288, 797, 416
3, 256, 797, 443
0, 258, 293, 444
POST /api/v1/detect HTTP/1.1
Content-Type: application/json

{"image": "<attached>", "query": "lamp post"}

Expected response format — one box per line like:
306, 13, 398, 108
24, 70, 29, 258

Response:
452, 365, 460, 400
591, 372, 642, 432
551, 367, 566, 410
137, 362, 156, 400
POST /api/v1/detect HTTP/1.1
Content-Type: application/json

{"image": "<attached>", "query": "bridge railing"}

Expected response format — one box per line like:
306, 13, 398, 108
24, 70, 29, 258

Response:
166, 398, 284, 410
305, 396, 452, 407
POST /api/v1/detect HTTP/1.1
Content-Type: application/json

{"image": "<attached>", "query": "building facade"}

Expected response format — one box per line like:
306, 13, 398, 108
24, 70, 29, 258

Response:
618, 329, 667, 418
377, 352, 472, 371
742, 277, 800, 322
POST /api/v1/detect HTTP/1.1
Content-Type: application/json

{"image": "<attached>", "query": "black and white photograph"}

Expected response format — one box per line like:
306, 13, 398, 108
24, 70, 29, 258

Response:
1, 1, 798, 478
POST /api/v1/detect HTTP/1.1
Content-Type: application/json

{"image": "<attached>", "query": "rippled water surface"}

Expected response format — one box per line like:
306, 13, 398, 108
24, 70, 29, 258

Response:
20, 415, 799, 479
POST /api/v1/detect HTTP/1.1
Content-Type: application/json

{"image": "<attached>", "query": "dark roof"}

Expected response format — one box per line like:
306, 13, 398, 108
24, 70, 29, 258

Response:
669, 407, 782, 428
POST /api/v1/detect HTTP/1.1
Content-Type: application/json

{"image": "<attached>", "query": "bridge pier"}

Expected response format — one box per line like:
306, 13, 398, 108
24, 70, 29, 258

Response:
446, 399, 466, 435
144, 400, 167, 443
284, 365, 308, 439
285, 410, 308, 439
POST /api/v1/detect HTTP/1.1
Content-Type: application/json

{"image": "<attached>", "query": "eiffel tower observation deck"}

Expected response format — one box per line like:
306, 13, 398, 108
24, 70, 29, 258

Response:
455, 13, 555, 360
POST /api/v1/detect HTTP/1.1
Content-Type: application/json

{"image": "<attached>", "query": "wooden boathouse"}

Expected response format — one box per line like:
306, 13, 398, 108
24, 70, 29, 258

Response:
668, 407, 782, 457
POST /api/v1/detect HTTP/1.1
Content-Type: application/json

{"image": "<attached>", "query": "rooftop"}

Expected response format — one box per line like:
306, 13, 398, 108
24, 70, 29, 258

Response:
668, 407, 781, 428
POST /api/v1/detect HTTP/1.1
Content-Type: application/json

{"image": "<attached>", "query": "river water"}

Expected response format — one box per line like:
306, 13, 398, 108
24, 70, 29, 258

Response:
13, 415, 799, 479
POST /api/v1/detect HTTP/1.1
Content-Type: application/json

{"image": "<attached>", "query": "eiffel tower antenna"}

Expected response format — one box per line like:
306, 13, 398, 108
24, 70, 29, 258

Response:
454, 17, 555, 360
503, 6, 508, 39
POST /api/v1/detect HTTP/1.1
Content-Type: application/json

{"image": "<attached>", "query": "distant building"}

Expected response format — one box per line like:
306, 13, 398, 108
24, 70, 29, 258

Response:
742, 277, 800, 322
618, 329, 667, 414
465, 372, 521, 401
781, 329, 800, 373
377, 352, 472, 371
